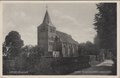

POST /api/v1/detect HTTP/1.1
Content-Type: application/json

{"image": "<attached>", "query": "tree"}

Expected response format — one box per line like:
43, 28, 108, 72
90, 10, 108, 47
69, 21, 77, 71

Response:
78, 41, 99, 56
94, 3, 117, 57
78, 43, 86, 55
4, 31, 24, 57
21, 45, 44, 71
94, 3, 117, 75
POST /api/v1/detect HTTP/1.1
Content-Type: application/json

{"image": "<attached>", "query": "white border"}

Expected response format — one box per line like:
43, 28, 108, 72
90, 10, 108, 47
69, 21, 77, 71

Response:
0, 1, 120, 78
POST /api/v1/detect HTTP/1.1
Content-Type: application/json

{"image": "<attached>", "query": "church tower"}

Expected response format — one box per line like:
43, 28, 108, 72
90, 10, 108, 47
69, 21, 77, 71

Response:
37, 9, 56, 57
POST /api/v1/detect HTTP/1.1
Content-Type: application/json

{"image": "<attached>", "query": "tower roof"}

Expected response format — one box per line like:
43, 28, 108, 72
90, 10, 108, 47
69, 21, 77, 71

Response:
42, 10, 54, 26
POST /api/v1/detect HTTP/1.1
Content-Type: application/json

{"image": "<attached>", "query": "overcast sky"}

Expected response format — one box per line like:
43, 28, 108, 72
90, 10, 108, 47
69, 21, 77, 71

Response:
3, 2, 98, 45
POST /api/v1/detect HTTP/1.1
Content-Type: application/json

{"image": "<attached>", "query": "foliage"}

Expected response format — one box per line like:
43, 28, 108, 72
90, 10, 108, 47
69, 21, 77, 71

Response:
51, 57, 90, 75
22, 45, 44, 58
94, 3, 117, 56
78, 41, 99, 55
21, 45, 44, 70
3, 31, 24, 57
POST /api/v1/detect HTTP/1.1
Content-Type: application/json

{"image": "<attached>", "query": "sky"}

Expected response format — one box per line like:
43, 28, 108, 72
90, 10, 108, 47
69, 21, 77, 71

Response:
3, 2, 98, 45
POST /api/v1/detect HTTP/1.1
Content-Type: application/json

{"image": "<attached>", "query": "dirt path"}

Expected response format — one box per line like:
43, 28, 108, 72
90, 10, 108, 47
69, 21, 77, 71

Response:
70, 60, 113, 75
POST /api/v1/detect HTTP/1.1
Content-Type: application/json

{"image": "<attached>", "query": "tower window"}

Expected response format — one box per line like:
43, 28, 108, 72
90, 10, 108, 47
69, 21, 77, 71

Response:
50, 28, 52, 32
40, 28, 45, 32
50, 28, 55, 33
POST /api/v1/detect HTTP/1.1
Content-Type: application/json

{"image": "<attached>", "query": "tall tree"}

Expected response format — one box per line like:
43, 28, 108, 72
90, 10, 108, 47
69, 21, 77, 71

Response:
94, 3, 117, 57
4, 31, 24, 57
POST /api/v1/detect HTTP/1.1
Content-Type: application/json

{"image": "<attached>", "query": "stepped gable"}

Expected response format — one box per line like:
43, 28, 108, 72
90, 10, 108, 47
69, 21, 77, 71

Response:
56, 31, 79, 45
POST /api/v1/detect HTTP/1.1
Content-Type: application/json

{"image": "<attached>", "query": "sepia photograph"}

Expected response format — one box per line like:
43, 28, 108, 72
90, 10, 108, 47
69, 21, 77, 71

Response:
1, 1, 118, 76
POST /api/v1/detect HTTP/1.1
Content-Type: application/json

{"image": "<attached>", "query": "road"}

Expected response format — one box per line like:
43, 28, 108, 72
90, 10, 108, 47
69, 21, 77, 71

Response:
70, 60, 114, 75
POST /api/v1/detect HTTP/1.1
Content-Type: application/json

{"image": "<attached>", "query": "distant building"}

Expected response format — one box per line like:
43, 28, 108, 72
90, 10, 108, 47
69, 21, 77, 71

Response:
37, 9, 79, 57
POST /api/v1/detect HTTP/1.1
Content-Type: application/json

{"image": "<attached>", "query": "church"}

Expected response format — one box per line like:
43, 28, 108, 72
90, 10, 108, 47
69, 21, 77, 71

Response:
37, 9, 79, 57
